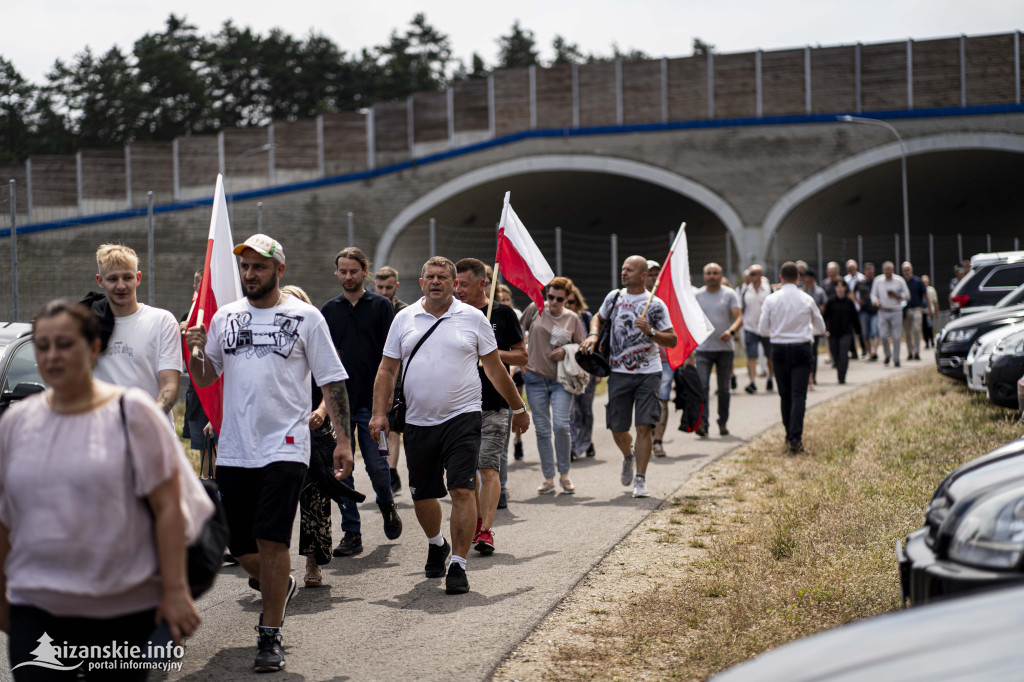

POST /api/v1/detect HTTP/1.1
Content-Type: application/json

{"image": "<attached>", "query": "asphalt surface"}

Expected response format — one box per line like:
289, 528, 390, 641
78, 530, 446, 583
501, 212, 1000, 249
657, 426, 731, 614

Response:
0, 348, 935, 681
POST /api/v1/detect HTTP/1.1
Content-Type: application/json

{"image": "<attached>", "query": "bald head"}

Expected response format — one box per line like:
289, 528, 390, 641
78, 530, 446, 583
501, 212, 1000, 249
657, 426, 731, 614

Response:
620, 255, 649, 291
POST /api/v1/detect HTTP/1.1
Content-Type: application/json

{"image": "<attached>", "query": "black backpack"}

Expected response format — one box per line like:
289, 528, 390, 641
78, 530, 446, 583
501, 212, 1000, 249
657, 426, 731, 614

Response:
673, 365, 705, 433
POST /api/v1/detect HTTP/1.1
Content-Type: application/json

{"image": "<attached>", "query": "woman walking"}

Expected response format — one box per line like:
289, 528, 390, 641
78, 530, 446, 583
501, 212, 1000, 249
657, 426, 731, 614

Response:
823, 280, 860, 384
566, 284, 599, 460
0, 300, 203, 679
520, 277, 586, 494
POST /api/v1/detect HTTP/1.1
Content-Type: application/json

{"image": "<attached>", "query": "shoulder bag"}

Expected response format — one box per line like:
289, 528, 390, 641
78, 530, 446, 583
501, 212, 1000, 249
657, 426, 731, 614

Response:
595, 289, 623, 366
388, 316, 446, 432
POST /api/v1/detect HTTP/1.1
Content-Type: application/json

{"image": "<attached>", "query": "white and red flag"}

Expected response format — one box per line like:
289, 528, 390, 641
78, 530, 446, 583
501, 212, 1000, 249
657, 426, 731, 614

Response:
185, 174, 242, 433
656, 225, 714, 369
495, 192, 555, 311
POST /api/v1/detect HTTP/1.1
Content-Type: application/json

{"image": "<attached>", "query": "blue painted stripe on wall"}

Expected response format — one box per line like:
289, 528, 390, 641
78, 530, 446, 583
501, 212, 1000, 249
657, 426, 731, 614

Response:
3, 102, 1023, 239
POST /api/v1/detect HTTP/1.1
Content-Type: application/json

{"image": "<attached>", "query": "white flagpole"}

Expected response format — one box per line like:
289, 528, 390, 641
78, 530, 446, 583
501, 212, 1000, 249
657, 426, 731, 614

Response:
640, 222, 686, 319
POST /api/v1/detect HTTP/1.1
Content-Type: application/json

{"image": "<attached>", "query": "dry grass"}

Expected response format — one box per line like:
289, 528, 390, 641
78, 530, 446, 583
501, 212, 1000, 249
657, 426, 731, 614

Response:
495, 370, 1023, 681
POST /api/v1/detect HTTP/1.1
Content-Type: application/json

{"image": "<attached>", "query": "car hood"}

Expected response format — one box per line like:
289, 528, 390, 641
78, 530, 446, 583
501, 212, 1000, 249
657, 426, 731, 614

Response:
933, 439, 1024, 506
943, 303, 1024, 332
712, 585, 1024, 681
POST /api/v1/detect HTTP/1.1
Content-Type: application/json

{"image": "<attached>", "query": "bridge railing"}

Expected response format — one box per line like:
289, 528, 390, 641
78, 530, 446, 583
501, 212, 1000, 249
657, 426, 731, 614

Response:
1, 30, 1021, 229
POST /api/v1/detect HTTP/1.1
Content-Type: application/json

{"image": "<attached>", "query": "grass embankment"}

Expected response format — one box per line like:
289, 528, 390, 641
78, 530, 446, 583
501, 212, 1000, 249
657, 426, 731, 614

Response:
496, 370, 1023, 681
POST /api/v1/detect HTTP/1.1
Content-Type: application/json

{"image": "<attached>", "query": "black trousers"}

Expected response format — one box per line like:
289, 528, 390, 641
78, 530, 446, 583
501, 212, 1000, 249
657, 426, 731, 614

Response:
771, 342, 813, 444
828, 333, 853, 383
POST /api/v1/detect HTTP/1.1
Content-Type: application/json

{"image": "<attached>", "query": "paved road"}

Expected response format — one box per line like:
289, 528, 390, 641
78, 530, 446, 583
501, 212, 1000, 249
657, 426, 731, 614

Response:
0, 349, 935, 681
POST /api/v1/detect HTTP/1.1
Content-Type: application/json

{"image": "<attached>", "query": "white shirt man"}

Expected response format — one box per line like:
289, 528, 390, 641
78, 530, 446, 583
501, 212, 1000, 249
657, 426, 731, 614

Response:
93, 244, 181, 416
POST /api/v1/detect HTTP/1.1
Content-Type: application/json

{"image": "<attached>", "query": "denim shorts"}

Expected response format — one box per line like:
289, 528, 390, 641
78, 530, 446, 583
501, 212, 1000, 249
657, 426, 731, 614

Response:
744, 329, 771, 358
478, 409, 511, 471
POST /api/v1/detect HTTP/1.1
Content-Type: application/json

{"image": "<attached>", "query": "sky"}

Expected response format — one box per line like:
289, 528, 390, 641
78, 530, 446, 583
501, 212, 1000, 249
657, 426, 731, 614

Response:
6, 0, 1021, 84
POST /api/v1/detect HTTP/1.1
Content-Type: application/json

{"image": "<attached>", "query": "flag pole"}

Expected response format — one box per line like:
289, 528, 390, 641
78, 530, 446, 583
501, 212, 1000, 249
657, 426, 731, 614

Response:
487, 191, 512, 322
639, 222, 685, 319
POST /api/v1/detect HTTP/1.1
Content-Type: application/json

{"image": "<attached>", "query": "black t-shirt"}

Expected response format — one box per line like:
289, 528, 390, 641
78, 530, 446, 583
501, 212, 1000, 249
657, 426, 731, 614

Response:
854, 279, 877, 314
476, 302, 525, 411
320, 290, 395, 411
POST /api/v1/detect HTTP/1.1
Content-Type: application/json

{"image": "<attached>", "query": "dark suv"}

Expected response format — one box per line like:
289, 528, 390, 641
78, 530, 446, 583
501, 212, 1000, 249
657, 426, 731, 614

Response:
950, 253, 1024, 317
935, 303, 1024, 379
0, 323, 45, 418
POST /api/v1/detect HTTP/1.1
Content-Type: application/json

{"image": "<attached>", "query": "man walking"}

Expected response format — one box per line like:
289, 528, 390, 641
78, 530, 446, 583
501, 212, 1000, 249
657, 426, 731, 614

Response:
374, 265, 408, 493
369, 257, 529, 595
580, 256, 677, 499
186, 234, 354, 672
93, 244, 181, 415
454, 258, 527, 553
321, 247, 402, 558
844, 259, 867, 357
739, 263, 773, 394
757, 262, 826, 453
871, 261, 910, 367
901, 261, 928, 360
694, 263, 742, 436
854, 262, 879, 360
645, 260, 672, 457
802, 270, 828, 387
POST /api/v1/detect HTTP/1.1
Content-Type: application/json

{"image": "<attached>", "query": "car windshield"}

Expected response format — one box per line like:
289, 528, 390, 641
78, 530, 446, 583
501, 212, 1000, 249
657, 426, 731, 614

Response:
1, 341, 45, 394
995, 283, 1024, 308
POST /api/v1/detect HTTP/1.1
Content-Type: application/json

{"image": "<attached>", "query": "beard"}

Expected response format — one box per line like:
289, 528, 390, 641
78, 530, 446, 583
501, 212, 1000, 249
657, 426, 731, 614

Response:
244, 273, 279, 302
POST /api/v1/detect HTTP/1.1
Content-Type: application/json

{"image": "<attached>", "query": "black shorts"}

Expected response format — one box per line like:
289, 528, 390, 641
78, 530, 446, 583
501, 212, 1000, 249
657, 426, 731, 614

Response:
216, 461, 307, 556
404, 411, 481, 501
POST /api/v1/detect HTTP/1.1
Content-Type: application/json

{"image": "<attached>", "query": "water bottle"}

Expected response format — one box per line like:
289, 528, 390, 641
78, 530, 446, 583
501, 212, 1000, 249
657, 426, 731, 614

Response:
377, 431, 389, 459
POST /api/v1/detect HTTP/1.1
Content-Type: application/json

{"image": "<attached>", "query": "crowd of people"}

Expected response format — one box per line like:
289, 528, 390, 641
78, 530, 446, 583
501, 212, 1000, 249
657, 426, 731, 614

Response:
0, 234, 945, 677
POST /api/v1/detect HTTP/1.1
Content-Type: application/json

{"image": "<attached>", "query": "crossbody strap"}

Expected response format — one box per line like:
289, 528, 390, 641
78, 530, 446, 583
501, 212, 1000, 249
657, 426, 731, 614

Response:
404, 316, 446, 375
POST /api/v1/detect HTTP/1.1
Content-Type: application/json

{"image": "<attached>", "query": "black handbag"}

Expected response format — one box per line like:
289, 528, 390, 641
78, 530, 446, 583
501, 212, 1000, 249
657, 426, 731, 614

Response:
120, 396, 229, 599
389, 317, 446, 432
594, 289, 622, 367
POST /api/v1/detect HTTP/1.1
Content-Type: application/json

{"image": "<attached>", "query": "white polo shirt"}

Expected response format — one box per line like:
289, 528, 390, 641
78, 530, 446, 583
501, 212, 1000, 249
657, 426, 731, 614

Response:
383, 297, 498, 427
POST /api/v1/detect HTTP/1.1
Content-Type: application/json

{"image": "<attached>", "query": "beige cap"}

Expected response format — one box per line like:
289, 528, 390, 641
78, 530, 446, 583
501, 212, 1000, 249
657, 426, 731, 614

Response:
234, 234, 285, 264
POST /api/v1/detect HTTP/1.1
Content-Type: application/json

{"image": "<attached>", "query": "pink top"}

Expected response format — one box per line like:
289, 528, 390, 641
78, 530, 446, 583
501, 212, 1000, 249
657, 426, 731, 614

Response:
0, 388, 180, 617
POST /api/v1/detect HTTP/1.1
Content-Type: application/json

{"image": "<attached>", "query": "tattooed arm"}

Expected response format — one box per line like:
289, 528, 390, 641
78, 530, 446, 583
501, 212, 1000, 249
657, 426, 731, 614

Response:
156, 369, 181, 414
321, 380, 354, 479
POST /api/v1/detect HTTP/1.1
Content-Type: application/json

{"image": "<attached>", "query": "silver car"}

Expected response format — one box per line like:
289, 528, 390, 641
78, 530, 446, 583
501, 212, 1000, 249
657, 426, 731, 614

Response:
965, 323, 1024, 392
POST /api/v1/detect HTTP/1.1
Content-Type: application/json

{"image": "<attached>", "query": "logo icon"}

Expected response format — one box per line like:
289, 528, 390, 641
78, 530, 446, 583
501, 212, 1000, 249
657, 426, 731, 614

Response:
12, 633, 82, 672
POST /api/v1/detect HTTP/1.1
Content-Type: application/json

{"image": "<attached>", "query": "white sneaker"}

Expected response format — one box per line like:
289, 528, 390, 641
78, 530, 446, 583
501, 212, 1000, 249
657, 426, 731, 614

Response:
632, 476, 649, 498
620, 454, 635, 486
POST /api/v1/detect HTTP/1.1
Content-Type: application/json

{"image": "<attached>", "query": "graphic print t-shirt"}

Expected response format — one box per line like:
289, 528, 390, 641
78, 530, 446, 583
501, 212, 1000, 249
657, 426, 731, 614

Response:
204, 296, 348, 468
598, 289, 673, 375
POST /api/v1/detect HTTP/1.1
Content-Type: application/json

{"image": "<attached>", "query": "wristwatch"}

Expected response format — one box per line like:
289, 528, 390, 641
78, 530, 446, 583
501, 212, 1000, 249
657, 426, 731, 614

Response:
511, 405, 527, 415
646, 330, 655, 339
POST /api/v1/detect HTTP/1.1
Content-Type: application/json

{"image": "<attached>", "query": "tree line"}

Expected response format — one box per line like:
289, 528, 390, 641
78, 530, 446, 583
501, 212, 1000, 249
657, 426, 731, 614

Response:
0, 14, 713, 164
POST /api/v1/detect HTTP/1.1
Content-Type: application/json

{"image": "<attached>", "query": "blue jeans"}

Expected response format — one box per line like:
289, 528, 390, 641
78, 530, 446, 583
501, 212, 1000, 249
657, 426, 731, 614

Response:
523, 371, 573, 479
338, 407, 394, 534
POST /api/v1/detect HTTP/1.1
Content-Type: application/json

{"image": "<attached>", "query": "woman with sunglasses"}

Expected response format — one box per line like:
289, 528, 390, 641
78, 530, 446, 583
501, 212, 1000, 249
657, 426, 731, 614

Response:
565, 286, 599, 461
519, 278, 587, 494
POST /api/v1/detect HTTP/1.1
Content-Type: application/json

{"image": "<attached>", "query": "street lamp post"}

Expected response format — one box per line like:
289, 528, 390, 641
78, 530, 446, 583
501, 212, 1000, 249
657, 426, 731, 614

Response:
838, 115, 911, 263
228, 143, 275, 228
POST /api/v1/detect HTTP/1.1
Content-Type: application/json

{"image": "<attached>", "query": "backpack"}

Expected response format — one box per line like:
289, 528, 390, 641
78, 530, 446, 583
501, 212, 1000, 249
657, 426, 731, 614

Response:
673, 365, 705, 433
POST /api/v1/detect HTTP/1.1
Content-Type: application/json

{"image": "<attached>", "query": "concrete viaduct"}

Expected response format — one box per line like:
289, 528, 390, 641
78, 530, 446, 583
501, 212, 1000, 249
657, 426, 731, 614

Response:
2, 30, 1023, 319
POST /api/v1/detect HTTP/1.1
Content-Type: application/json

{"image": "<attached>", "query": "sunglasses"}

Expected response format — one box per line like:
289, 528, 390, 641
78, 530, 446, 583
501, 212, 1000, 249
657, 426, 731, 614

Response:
566, 299, 578, 305
547, 294, 565, 302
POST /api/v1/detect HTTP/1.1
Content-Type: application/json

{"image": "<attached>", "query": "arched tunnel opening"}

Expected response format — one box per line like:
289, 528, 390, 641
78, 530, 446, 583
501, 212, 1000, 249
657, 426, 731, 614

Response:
770, 148, 1024, 301
385, 171, 732, 309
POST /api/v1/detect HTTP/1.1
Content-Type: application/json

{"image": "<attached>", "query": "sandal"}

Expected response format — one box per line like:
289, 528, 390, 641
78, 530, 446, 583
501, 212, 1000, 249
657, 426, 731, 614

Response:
537, 480, 556, 494
304, 567, 323, 588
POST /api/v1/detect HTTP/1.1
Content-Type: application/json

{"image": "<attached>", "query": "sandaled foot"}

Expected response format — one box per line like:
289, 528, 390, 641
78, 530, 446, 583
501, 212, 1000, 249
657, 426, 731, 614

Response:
304, 567, 322, 588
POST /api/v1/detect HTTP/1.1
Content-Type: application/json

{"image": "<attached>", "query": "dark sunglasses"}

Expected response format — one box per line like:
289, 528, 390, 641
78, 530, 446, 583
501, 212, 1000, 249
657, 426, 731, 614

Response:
547, 294, 565, 302
566, 299, 578, 305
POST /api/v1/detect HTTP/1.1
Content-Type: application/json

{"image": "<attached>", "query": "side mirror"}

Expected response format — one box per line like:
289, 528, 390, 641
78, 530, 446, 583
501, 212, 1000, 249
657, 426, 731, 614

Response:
5, 382, 45, 400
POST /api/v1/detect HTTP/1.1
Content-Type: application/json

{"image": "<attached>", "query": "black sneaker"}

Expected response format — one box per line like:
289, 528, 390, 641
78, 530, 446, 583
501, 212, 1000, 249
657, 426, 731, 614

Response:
695, 424, 708, 438
445, 562, 470, 594
718, 421, 729, 436
884, 355, 891, 366
390, 468, 402, 495
382, 503, 403, 540
585, 443, 596, 458
766, 377, 773, 392
744, 382, 757, 394
497, 491, 508, 509
730, 374, 737, 390
513, 441, 524, 460
333, 531, 363, 557
788, 439, 805, 454
425, 539, 451, 578
253, 626, 285, 672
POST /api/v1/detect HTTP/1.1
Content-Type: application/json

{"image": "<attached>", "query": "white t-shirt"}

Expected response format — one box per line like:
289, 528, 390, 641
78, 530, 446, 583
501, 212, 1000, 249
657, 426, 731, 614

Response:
383, 298, 498, 427
740, 281, 771, 333
94, 303, 181, 401
204, 295, 349, 468
598, 289, 673, 375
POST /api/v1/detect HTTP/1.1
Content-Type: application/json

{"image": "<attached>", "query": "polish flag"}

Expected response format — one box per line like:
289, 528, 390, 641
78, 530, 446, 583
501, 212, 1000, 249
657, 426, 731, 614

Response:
184, 174, 242, 433
656, 225, 714, 369
495, 192, 555, 311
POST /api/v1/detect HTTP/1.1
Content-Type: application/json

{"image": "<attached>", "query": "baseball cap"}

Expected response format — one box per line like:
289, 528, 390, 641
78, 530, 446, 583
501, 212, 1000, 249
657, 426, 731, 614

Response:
233, 234, 285, 264
646, 260, 661, 270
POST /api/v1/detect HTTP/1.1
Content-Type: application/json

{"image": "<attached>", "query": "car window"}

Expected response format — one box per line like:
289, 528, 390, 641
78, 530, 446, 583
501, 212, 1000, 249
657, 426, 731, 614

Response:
980, 264, 1024, 290
2, 341, 44, 394
996, 284, 1024, 308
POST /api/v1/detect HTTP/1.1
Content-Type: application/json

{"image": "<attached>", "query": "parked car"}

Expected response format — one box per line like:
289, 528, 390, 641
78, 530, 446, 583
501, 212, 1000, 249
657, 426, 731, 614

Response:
958, 281, 1024, 318
950, 251, 1024, 317
0, 322, 44, 418
710, 584, 1024, 681
935, 303, 1024, 379
897, 438, 1024, 606
964, 323, 1024, 392
985, 331, 1024, 409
